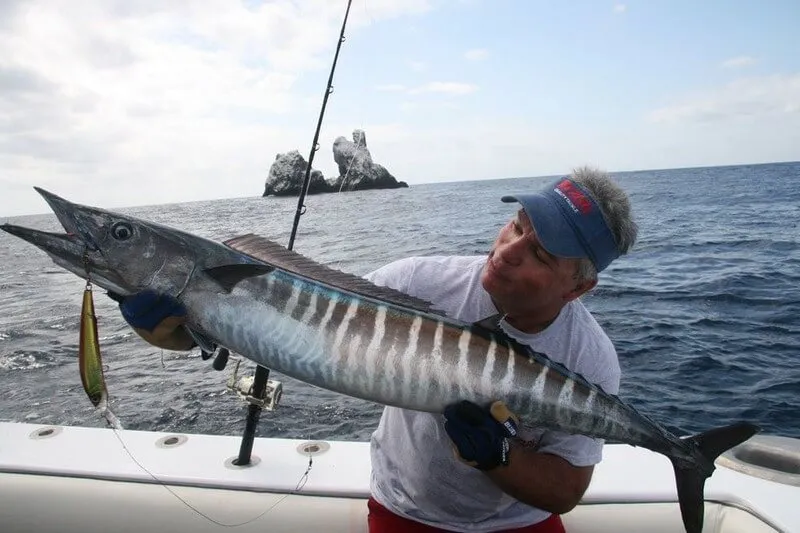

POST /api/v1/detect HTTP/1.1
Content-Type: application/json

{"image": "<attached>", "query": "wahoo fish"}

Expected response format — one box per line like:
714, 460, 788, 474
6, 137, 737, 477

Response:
2, 188, 758, 533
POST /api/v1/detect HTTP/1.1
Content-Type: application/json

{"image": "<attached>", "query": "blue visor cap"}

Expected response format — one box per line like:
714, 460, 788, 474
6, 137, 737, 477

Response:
501, 178, 619, 272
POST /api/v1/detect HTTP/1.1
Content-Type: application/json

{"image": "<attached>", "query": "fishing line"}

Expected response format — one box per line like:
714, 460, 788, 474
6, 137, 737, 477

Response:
87, 333, 313, 527
338, 131, 366, 193
104, 422, 314, 528
326, 0, 378, 279
363, 0, 373, 25
338, 0, 374, 195
83, 337, 315, 527
81, 258, 314, 526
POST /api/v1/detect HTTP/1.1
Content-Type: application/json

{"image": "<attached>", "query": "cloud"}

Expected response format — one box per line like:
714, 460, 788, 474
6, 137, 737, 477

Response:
721, 55, 756, 69
407, 60, 427, 72
464, 48, 488, 61
613, 4, 627, 13
648, 74, 800, 124
0, 0, 438, 215
409, 82, 478, 95
0, 64, 56, 98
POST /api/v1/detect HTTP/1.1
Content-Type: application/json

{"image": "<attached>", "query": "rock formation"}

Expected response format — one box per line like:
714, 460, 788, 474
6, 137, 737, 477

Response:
262, 130, 407, 197
263, 150, 332, 197
329, 130, 408, 192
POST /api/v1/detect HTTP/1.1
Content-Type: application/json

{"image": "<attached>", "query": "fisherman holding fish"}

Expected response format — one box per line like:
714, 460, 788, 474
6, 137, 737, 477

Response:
115, 167, 635, 532
358, 167, 636, 533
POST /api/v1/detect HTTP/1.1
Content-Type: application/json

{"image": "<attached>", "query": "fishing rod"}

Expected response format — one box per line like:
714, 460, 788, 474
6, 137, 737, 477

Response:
234, 0, 354, 467
288, 0, 354, 250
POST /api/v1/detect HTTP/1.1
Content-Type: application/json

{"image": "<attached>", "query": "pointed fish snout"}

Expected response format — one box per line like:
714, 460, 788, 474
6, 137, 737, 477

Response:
33, 187, 83, 237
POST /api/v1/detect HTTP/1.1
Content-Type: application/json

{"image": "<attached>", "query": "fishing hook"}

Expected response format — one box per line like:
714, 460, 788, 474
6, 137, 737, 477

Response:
82, 246, 92, 290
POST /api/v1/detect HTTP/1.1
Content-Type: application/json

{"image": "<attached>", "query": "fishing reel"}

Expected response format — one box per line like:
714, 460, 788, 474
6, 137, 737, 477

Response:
225, 358, 283, 411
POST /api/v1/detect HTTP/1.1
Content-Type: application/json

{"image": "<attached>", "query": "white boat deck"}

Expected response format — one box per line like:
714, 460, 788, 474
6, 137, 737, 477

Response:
1, 422, 798, 532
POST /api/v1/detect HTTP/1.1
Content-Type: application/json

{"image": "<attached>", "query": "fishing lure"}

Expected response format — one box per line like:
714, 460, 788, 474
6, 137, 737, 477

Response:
79, 280, 106, 408
79, 254, 122, 429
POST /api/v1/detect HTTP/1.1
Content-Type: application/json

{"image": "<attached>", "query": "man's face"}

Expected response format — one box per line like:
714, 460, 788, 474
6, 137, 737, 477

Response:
481, 209, 589, 321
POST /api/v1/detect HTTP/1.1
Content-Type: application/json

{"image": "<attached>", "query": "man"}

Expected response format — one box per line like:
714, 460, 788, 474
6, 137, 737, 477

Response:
362, 167, 637, 533
117, 166, 637, 533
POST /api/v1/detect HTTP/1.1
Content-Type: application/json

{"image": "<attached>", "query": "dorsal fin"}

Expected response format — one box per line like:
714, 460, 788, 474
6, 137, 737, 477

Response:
222, 233, 445, 316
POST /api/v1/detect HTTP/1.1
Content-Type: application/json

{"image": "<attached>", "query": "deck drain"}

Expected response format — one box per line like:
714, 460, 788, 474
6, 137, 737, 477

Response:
29, 426, 62, 440
297, 441, 330, 457
156, 435, 188, 448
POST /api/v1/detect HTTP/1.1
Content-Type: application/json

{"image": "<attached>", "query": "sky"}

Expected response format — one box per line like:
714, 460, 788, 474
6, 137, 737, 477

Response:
1, 0, 798, 216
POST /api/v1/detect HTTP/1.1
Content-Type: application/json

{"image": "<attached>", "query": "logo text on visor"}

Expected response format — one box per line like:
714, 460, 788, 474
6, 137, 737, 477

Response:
554, 180, 592, 215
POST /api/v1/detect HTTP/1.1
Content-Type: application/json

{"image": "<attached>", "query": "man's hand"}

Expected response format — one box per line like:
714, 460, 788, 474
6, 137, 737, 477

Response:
108, 290, 196, 351
443, 400, 519, 471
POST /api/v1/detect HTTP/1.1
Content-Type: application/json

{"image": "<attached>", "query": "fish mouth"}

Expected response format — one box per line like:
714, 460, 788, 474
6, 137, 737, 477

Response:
34, 186, 102, 251
1, 188, 125, 292
1, 188, 90, 267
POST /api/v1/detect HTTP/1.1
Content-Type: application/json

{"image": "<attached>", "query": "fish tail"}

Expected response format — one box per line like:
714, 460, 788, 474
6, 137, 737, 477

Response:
671, 421, 760, 533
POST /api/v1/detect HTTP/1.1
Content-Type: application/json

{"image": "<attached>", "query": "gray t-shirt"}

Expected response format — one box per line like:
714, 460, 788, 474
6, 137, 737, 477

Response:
365, 256, 621, 532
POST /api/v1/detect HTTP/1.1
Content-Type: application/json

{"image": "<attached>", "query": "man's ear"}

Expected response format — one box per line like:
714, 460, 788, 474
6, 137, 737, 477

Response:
563, 277, 597, 302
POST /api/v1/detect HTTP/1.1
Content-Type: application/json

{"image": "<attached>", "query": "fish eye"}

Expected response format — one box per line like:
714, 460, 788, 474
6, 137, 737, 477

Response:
111, 222, 133, 241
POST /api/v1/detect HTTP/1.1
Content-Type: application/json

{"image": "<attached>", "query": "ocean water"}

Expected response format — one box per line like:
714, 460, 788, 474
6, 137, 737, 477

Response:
0, 162, 798, 443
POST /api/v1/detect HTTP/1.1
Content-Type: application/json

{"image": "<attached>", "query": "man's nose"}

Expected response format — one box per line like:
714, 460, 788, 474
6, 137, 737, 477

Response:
497, 236, 526, 266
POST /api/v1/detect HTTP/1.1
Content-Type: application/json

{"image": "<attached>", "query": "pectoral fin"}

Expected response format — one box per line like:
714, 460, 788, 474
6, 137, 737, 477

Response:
204, 264, 274, 292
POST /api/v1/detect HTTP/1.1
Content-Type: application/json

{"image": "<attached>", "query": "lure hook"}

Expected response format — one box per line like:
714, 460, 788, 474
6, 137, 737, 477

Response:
82, 246, 92, 290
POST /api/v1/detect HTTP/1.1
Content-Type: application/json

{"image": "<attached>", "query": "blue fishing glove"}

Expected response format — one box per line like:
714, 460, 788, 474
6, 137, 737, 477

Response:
117, 290, 186, 331
108, 290, 196, 351
443, 400, 519, 471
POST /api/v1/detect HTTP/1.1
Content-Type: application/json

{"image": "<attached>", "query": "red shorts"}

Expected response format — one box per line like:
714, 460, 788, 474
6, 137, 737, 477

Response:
367, 497, 566, 533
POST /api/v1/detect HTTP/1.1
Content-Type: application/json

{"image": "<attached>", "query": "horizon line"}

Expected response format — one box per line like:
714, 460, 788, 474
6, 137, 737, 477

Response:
3, 159, 798, 220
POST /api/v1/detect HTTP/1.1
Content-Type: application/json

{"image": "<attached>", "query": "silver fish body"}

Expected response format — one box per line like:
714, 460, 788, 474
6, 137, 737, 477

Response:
186, 269, 673, 457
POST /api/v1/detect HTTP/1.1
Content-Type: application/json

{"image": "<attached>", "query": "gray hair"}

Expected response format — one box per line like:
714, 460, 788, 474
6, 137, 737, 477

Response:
569, 166, 638, 282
